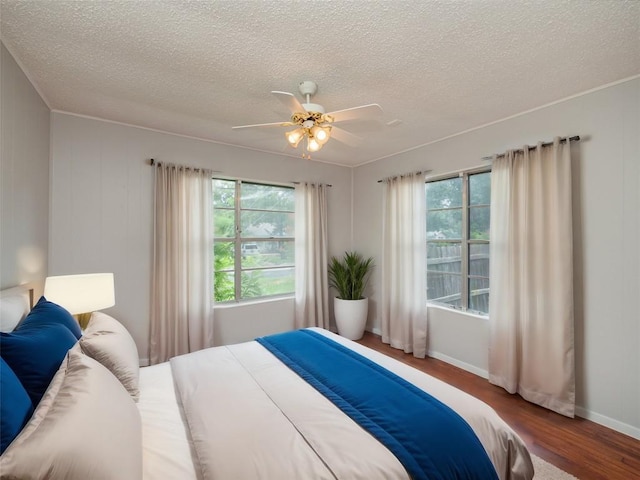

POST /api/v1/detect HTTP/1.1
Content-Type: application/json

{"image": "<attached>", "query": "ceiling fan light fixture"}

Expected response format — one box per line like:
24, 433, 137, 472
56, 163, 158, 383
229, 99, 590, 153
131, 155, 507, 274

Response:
307, 136, 322, 152
312, 125, 331, 144
234, 80, 381, 158
286, 128, 304, 147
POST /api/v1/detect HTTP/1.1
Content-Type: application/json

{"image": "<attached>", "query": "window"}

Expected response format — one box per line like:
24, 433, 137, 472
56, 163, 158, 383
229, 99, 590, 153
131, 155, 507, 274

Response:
213, 179, 295, 302
426, 170, 490, 314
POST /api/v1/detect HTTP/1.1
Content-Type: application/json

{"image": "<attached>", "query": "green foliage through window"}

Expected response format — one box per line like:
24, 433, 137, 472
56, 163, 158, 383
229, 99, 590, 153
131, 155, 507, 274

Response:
214, 179, 295, 302
426, 170, 490, 314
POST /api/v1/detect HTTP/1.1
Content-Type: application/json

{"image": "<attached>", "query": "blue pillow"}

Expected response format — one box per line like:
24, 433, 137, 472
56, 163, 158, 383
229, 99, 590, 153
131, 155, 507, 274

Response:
1, 357, 34, 454
0, 324, 77, 405
18, 296, 82, 339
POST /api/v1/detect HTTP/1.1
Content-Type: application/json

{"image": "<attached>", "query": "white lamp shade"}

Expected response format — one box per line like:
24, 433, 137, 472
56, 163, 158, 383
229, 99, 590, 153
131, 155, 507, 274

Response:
44, 273, 115, 315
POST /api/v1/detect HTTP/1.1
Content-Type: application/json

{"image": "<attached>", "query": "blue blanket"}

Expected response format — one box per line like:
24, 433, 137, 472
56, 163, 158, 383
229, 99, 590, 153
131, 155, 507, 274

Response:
257, 329, 498, 480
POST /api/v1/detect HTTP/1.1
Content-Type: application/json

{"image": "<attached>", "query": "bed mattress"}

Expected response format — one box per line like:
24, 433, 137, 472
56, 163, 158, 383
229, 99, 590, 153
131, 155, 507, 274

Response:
138, 328, 533, 480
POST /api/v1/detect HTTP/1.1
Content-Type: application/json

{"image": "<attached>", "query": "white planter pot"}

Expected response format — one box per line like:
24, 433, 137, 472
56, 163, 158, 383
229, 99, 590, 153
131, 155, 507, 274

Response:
334, 297, 368, 340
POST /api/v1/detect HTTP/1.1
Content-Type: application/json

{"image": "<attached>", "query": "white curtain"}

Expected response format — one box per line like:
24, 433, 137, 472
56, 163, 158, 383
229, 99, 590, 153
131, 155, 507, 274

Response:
489, 137, 575, 417
381, 172, 428, 358
150, 163, 214, 365
294, 183, 330, 329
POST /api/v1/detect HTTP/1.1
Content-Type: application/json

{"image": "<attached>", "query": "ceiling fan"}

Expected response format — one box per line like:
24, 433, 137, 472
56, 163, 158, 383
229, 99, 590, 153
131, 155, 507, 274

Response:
232, 81, 383, 155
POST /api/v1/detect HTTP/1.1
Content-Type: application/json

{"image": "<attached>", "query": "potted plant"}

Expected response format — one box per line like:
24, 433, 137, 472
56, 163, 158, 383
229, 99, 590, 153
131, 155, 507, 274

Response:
328, 251, 374, 340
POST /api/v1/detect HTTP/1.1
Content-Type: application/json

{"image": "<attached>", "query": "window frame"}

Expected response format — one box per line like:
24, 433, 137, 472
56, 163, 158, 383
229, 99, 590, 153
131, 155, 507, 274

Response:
426, 166, 491, 314
213, 178, 295, 303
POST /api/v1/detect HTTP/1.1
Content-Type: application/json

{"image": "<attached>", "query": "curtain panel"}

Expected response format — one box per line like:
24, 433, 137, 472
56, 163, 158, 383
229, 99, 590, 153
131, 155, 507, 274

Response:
381, 172, 428, 358
488, 137, 575, 417
150, 163, 214, 365
294, 183, 330, 329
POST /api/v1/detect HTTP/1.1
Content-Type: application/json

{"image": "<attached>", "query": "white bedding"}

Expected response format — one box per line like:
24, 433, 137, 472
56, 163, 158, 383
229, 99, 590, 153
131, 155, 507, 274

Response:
138, 328, 533, 480
138, 362, 198, 479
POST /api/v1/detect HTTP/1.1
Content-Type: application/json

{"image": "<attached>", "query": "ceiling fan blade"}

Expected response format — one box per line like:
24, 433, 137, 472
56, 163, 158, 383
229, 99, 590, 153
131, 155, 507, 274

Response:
271, 91, 306, 114
326, 104, 383, 123
330, 126, 362, 147
232, 121, 294, 129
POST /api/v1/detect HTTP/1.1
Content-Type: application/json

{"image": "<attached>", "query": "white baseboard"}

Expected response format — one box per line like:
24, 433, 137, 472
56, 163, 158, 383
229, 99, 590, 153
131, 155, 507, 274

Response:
574, 406, 640, 440
367, 328, 640, 440
367, 328, 489, 379
426, 353, 640, 440
427, 350, 489, 379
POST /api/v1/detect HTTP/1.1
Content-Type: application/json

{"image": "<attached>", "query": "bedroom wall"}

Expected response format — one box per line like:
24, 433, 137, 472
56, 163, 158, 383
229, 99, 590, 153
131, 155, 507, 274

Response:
8, 32, 637, 438
0, 43, 50, 295
48, 112, 352, 363
353, 77, 640, 438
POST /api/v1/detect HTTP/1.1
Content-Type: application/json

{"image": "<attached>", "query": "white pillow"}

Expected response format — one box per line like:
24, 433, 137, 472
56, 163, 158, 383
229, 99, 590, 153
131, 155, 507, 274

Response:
80, 312, 140, 400
0, 346, 142, 479
0, 291, 30, 332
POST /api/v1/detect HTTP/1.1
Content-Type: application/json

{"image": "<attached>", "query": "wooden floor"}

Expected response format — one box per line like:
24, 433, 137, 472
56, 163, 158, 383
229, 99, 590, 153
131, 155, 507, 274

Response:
357, 332, 640, 480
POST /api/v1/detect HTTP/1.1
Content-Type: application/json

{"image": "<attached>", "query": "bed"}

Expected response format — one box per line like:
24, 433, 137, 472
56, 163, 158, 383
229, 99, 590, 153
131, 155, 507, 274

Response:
0, 283, 534, 480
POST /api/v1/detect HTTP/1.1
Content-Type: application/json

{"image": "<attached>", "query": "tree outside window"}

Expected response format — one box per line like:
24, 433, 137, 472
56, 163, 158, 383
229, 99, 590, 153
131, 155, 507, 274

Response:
213, 179, 295, 302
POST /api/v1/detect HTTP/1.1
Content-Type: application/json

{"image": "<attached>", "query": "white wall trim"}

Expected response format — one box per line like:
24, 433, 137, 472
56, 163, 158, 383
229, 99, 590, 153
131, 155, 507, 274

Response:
370, 327, 489, 378
213, 295, 294, 310
574, 406, 640, 441
427, 302, 489, 321
432, 352, 640, 441
50, 110, 348, 168
353, 74, 640, 168
369, 328, 639, 440
427, 350, 489, 379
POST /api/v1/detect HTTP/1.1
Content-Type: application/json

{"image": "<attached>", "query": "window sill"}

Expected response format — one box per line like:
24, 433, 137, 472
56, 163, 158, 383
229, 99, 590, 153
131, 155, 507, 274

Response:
214, 295, 294, 309
427, 302, 489, 320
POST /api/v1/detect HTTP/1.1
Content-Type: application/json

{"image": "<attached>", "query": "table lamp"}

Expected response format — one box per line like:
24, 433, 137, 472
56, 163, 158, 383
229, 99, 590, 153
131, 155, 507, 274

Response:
44, 273, 115, 329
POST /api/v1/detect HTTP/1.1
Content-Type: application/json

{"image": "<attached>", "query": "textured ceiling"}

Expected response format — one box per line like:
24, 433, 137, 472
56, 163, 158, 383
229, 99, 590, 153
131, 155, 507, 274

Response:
1, 0, 639, 166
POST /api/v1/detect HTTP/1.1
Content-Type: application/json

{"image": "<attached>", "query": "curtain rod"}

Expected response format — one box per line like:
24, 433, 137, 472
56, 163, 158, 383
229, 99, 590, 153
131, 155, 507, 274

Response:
150, 160, 332, 187
292, 181, 333, 187
148, 158, 211, 172
481, 135, 580, 161
377, 169, 432, 183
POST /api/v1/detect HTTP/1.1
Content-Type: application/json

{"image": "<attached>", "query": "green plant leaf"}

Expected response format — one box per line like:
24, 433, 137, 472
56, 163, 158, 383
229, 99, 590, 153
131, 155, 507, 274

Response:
328, 251, 374, 300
